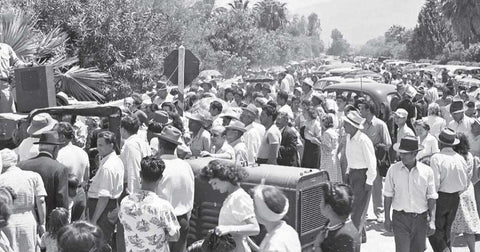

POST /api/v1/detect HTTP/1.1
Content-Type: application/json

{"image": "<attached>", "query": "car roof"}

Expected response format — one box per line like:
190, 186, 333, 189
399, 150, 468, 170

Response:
323, 81, 397, 98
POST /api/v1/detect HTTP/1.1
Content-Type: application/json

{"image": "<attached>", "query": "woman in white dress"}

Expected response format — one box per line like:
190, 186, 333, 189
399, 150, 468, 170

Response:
200, 160, 260, 252
423, 103, 446, 139
414, 120, 439, 165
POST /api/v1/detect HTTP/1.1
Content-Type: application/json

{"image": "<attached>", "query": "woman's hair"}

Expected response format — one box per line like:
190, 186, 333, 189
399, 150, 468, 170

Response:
262, 186, 287, 214
199, 159, 248, 185
168, 112, 185, 134
453, 133, 470, 156
427, 103, 441, 117
413, 119, 430, 131
0, 148, 18, 168
320, 182, 353, 218
57, 221, 110, 252
304, 106, 318, 120
321, 114, 334, 129
48, 207, 69, 237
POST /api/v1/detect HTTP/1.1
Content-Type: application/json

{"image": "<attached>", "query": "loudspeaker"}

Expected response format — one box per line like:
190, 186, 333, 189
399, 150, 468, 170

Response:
15, 65, 55, 113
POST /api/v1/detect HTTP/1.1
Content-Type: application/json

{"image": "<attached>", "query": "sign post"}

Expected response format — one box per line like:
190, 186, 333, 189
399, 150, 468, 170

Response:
178, 45, 185, 116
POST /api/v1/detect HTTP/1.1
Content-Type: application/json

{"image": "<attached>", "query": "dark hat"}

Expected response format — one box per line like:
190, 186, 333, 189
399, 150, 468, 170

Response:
153, 125, 182, 145
34, 131, 65, 145
438, 128, 460, 146
157, 81, 167, 90
416, 86, 425, 96
393, 136, 424, 153
152, 110, 171, 124
450, 100, 466, 114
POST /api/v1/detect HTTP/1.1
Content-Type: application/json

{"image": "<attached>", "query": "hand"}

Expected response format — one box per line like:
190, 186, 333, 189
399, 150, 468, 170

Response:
365, 184, 372, 191
215, 226, 231, 236
200, 151, 211, 157
427, 220, 436, 236
108, 208, 120, 224
384, 218, 392, 232
344, 173, 350, 184
310, 138, 322, 146
314, 229, 327, 246
37, 224, 46, 237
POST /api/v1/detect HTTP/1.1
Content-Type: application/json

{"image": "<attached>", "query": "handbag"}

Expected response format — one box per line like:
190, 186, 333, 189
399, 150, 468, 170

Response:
376, 147, 391, 177
201, 229, 236, 252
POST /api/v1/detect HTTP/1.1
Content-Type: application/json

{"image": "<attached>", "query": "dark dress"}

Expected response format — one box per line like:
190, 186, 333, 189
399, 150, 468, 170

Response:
321, 221, 361, 252
300, 126, 321, 169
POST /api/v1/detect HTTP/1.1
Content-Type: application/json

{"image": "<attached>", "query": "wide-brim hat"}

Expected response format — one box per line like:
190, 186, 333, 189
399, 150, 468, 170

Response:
450, 100, 466, 114
225, 119, 247, 133
219, 109, 240, 120
33, 131, 64, 145
152, 110, 172, 124
394, 108, 408, 119
153, 125, 182, 145
342, 110, 364, 129
27, 113, 57, 136
393, 136, 424, 153
242, 104, 259, 117
185, 112, 204, 122
438, 128, 460, 146
302, 78, 314, 87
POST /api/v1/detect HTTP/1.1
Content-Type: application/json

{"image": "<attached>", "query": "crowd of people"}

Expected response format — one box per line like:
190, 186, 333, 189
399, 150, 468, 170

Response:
0, 58, 479, 252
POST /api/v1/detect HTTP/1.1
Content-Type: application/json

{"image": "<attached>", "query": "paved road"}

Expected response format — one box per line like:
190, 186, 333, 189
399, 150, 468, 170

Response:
362, 202, 479, 251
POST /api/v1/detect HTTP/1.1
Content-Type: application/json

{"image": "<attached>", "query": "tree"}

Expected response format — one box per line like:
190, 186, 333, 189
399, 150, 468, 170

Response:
327, 29, 350, 56
307, 13, 321, 37
254, 0, 287, 31
442, 0, 480, 46
406, 0, 453, 60
229, 0, 250, 11
385, 25, 410, 44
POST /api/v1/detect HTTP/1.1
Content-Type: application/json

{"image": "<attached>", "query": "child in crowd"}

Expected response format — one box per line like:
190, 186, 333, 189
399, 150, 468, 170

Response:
40, 208, 69, 252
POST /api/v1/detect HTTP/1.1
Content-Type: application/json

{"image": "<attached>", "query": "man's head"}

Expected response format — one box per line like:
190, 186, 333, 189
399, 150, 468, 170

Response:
120, 116, 140, 139
35, 131, 64, 158
342, 111, 364, 136
209, 101, 223, 117
155, 125, 182, 154
276, 91, 289, 106
225, 120, 246, 144
140, 155, 166, 184
234, 89, 243, 103
394, 108, 408, 127
240, 104, 258, 126
156, 82, 168, 99
260, 105, 278, 127
336, 94, 347, 110
275, 112, 289, 129
96, 131, 116, 157
394, 136, 422, 167
358, 101, 376, 119
187, 113, 204, 133
465, 101, 477, 118
54, 122, 75, 145
301, 78, 313, 93
472, 119, 480, 137
211, 126, 227, 147
450, 100, 466, 123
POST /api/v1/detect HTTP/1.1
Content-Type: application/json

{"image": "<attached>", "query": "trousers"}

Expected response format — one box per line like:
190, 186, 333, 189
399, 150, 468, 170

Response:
169, 213, 190, 252
428, 192, 459, 252
87, 198, 118, 246
392, 210, 428, 252
348, 169, 372, 242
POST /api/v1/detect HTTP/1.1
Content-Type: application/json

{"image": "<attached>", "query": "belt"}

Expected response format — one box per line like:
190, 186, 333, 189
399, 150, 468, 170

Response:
394, 210, 427, 218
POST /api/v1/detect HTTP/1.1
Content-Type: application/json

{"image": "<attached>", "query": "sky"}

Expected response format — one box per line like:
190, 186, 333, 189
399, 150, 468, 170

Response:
211, 0, 425, 46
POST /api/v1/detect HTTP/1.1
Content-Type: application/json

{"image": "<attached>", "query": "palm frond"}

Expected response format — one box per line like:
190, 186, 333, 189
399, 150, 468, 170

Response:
58, 66, 111, 102
35, 27, 69, 59
0, 10, 37, 59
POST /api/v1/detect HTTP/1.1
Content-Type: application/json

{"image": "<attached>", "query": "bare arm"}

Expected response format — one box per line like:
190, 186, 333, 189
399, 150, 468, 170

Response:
91, 197, 109, 224
216, 217, 260, 237
36, 196, 46, 234
267, 143, 280, 165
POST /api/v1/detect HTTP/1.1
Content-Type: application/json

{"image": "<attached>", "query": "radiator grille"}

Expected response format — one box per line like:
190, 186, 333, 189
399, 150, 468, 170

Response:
300, 185, 327, 234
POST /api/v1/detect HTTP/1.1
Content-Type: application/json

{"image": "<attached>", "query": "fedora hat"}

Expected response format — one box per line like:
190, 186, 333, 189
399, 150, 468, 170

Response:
242, 104, 259, 117
225, 120, 247, 133
342, 110, 365, 129
394, 108, 408, 119
438, 128, 460, 146
27, 113, 57, 136
393, 136, 424, 153
152, 110, 172, 124
302, 78, 314, 87
154, 125, 182, 145
450, 100, 466, 114
185, 112, 204, 122
219, 108, 240, 120
34, 131, 64, 145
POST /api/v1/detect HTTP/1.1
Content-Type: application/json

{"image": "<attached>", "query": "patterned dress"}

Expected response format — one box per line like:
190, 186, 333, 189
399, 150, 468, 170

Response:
451, 153, 480, 234
119, 190, 180, 252
320, 128, 341, 182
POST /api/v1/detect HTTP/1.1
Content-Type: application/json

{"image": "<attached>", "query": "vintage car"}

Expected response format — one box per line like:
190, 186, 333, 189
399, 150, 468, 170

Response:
323, 81, 399, 121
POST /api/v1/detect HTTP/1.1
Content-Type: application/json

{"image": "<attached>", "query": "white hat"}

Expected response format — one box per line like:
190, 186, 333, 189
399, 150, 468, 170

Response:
394, 108, 408, 119
342, 110, 364, 129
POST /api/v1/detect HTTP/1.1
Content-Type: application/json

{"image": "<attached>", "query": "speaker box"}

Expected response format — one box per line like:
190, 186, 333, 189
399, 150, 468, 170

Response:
14, 65, 55, 113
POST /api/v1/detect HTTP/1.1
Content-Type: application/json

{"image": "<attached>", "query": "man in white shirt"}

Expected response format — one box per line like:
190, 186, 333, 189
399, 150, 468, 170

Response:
257, 105, 282, 165
424, 79, 439, 104
240, 104, 265, 165
119, 116, 152, 194
394, 108, 415, 144
154, 126, 195, 252
153, 81, 173, 106
343, 110, 377, 243
384, 136, 437, 252
428, 128, 469, 252
448, 100, 475, 142
200, 125, 235, 160
276, 91, 294, 119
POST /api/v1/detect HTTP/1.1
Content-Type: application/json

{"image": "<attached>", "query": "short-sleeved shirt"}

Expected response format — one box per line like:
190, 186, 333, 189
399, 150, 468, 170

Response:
119, 190, 180, 252
214, 141, 235, 160
16, 137, 39, 162
0, 43, 20, 79
449, 116, 475, 141
88, 152, 124, 199
383, 161, 438, 214
361, 116, 391, 147
0, 166, 47, 211
257, 125, 282, 160
417, 134, 440, 161
190, 128, 211, 157
230, 138, 249, 167
430, 147, 468, 193
57, 142, 90, 184
259, 221, 301, 252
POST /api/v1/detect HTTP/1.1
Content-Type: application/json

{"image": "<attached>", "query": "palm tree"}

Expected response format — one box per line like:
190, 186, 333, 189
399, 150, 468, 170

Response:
0, 10, 109, 102
441, 0, 480, 46
254, 0, 287, 31
229, 0, 250, 11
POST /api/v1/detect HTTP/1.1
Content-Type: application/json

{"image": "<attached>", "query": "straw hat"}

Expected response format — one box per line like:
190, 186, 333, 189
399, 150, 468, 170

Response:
225, 120, 247, 133
437, 128, 460, 146
153, 125, 182, 145
342, 110, 365, 129
27, 113, 57, 136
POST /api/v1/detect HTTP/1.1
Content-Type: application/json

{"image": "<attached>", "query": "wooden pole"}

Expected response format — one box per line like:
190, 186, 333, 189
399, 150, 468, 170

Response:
178, 45, 185, 116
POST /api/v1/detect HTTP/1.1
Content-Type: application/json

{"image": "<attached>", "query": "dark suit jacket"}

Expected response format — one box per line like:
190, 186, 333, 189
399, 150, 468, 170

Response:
277, 126, 299, 167
18, 152, 69, 219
